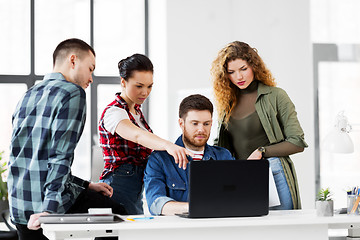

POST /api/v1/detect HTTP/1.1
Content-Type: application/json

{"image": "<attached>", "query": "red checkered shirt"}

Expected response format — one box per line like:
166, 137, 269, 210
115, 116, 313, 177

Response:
98, 93, 153, 179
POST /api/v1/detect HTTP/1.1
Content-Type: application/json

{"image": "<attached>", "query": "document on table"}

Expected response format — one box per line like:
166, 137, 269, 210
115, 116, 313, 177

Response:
269, 167, 280, 207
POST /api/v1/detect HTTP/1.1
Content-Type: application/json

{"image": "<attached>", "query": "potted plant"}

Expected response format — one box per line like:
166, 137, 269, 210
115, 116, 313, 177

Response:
316, 187, 334, 216
0, 151, 9, 211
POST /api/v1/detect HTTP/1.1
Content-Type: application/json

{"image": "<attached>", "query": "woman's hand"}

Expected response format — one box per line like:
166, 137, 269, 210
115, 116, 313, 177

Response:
247, 149, 263, 160
88, 182, 114, 197
164, 142, 194, 169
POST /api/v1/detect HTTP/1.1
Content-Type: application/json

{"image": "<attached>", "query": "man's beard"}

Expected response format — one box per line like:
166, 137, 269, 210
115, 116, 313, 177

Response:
182, 128, 209, 151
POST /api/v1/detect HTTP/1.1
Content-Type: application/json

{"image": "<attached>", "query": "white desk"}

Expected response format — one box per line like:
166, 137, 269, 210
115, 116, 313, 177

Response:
42, 210, 360, 240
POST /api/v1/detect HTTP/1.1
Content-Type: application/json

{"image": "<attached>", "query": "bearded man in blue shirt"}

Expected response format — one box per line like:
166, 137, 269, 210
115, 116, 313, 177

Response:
144, 94, 234, 216
8, 38, 126, 240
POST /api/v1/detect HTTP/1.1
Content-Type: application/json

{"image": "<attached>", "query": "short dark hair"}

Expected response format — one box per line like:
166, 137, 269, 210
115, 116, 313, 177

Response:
53, 38, 95, 66
118, 53, 153, 80
179, 94, 213, 119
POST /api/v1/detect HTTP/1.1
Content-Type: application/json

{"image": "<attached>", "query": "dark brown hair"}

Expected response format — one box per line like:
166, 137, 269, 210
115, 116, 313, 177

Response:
53, 38, 95, 66
179, 94, 213, 119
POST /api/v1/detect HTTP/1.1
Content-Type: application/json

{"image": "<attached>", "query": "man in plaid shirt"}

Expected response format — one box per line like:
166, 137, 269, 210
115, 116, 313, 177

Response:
8, 38, 126, 240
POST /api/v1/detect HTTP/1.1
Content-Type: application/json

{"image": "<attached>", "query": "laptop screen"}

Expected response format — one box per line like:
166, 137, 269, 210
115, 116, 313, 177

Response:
188, 160, 269, 218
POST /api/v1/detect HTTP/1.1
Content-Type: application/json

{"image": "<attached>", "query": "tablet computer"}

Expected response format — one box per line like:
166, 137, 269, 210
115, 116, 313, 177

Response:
39, 213, 124, 224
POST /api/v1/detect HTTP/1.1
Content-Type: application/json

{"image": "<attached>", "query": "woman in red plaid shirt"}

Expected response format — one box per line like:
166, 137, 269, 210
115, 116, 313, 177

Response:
98, 54, 193, 214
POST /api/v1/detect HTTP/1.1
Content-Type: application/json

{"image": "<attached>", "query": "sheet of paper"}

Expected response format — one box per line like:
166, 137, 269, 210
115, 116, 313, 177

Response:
269, 167, 281, 207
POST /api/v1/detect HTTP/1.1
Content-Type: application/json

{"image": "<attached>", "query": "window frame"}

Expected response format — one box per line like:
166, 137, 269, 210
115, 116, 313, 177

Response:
0, 0, 149, 180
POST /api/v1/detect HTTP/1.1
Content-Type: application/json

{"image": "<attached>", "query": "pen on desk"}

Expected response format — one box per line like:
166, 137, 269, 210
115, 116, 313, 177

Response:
126, 217, 154, 221
351, 190, 360, 214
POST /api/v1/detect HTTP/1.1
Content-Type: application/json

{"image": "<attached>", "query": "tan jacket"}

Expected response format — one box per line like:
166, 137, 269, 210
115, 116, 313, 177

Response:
215, 82, 308, 209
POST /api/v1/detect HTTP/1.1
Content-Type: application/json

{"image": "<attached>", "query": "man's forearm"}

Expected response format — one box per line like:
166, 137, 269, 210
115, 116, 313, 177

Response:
161, 201, 189, 216
70, 175, 90, 189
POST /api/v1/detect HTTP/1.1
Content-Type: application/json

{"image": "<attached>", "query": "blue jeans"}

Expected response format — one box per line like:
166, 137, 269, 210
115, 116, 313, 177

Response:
268, 157, 293, 210
100, 163, 145, 215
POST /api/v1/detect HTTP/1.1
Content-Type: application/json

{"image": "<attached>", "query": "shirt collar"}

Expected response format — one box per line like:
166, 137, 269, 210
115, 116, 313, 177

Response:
115, 93, 141, 112
175, 135, 215, 161
256, 81, 272, 101
44, 72, 66, 81
257, 81, 272, 95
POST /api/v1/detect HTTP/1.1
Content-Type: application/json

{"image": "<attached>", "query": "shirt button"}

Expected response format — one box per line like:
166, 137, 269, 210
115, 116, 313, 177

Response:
172, 184, 175, 187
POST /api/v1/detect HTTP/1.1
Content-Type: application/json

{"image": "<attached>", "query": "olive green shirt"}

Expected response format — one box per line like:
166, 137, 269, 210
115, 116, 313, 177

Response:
215, 82, 308, 209
228, 111, 269, 159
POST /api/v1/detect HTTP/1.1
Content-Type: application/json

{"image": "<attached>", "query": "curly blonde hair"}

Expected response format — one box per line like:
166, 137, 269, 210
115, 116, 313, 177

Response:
211, 41, 276, 126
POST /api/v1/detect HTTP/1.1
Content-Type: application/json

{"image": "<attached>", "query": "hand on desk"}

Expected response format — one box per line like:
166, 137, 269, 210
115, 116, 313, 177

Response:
89, 182, 113, 197
27, 211, 50, 230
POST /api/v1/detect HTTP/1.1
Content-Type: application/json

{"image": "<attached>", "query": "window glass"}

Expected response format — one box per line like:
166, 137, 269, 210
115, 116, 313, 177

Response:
0, 1, 30, 74
97, 84, 121, 124
72, 87, 91, 180
35, 0, 90, 75
312, 0, 360, 211
94, 0, 145, 76
311, 0, 360, 43
34, 0, 92, 179
0, 84, 27, 171
318, 62, 360, 209
0, 0, 146, 182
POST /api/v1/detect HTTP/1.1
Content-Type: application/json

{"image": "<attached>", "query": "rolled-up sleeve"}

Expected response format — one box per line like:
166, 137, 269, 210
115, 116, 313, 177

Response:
150, 196, 174, 216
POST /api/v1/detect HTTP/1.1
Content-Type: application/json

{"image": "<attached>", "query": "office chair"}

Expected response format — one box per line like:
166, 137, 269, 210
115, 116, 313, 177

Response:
0, 210, 17, 240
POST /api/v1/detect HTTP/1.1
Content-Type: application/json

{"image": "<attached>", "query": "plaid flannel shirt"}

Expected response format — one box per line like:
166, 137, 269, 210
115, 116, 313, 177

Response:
98, 93, 153, 179
8, 73, 88, 225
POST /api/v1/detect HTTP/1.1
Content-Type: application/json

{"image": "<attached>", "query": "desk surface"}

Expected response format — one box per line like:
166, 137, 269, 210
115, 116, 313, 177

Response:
42, 209, 360, 230
41, 210, 360, 240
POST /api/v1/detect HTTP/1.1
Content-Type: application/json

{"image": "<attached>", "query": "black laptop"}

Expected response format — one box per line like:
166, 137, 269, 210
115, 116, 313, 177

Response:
180, 160, 269, 218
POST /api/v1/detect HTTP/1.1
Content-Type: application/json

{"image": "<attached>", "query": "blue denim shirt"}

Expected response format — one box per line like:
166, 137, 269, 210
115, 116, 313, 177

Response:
144, 135, 234, 215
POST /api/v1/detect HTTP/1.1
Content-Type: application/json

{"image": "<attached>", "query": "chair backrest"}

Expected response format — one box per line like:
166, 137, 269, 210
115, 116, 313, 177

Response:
0, 210, 18, 240
91, 145, 105, 182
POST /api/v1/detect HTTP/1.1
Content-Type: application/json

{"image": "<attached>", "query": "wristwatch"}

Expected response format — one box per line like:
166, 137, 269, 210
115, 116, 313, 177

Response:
257, 147, 266, 158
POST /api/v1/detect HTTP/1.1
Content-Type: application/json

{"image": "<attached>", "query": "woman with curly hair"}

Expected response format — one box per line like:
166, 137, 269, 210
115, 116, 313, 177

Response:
211, 41, 308, 210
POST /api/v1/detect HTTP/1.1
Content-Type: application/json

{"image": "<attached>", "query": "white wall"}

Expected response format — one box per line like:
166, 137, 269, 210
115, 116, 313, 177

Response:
149, 0, 315, 209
